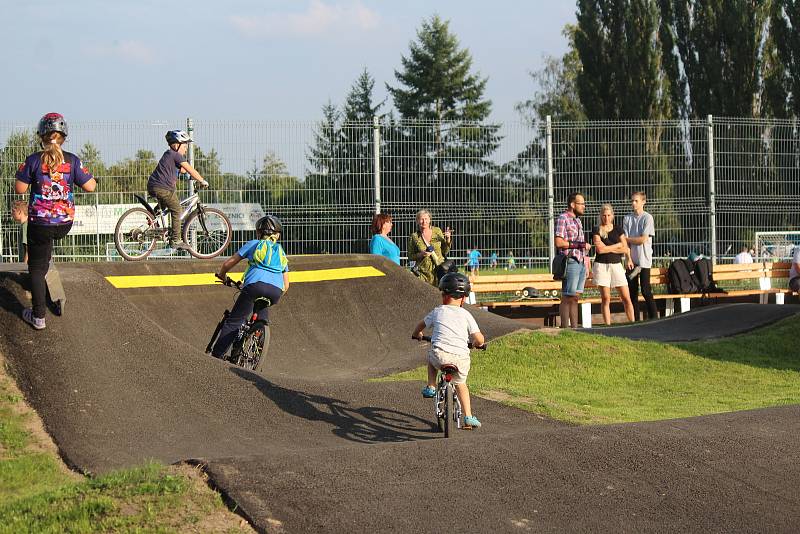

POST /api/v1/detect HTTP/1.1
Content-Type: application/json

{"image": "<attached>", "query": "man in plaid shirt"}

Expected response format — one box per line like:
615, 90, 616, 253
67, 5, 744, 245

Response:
555, 192, 591, 328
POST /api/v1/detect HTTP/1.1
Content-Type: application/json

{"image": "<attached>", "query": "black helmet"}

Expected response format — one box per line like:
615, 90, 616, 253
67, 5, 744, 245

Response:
38, 112, 68, 137
165, 130, 192, 145
438, 272, 471, 298
256, 215, 283, 236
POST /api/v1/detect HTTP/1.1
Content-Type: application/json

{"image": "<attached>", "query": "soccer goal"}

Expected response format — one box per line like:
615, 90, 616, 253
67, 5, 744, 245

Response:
754, 231, 800, 262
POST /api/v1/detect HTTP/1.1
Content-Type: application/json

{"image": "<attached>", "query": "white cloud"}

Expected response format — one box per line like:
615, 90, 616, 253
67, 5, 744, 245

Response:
82, 40, 158, 65
229, 0, 380, 38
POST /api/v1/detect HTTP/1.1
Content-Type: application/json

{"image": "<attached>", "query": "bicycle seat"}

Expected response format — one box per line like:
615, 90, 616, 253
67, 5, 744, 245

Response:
253, 297, 273, 312
440, 364, 459, 374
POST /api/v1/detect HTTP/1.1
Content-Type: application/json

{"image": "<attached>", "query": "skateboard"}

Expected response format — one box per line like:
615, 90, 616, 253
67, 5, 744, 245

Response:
45, 263, 66, 316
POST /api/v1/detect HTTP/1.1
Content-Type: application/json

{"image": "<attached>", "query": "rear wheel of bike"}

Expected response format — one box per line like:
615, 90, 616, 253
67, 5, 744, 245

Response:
236, 322, 269, 372
436, 383, 446, 433
444, 383, 454, 438
183, 207, 232, 259
114, 207, 158, 261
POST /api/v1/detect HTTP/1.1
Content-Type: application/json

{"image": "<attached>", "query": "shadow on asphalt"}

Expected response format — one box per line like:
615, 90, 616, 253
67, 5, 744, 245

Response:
0, 272, 26, 317
230, 367, 438, 443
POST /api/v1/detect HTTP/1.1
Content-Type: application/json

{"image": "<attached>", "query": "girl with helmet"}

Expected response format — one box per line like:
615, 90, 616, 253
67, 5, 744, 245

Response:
15, 113, 97, 330
211, 215, 289, 361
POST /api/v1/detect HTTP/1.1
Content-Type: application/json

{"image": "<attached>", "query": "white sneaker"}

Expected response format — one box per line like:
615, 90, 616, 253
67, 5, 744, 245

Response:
22, 308, 46, 330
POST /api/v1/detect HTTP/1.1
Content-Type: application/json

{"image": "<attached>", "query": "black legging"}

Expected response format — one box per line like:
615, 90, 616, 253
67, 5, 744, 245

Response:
27, 223, 71, 319
211, 281, 283, 358
627, 266, 658, 321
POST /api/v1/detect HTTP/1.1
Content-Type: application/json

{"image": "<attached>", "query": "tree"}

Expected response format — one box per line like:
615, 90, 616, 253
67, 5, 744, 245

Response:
386, 15, 499, 180
575, 0, 669, 120
767, 0, 800, 117
659, 0, 770, 118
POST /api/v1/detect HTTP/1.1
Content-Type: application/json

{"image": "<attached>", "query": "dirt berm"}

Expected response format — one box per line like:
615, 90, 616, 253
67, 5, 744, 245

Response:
1, 255, 798, 533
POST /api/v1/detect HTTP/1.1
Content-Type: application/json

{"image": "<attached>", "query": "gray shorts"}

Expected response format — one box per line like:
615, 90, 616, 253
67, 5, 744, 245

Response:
428, 347, 471, 385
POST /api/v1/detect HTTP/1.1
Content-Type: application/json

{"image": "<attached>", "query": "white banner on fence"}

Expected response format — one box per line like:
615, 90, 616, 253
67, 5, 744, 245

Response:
71, 203, 265, 234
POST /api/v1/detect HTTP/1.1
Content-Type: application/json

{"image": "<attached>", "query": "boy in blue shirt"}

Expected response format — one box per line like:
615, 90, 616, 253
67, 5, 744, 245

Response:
211, 215, 289, 360
466, 247, 482, 276
147, 130, 208, 250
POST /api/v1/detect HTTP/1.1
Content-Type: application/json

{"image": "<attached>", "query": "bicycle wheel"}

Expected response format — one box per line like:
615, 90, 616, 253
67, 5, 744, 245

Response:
436, 382, 446, 433
237, 322, 269, 371
183, 207, 232, 259
114, 207, 159, 261
444, 383, 454, 438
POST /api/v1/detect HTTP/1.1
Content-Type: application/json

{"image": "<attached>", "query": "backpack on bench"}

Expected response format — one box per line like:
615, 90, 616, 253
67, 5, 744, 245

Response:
692, 257, 725, 294
667, 259, 699, 294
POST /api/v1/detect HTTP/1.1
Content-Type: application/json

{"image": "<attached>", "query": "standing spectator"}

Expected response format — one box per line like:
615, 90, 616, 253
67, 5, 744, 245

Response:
591, 204, 635, 325
11, 200, 28, 262
369, 212, 400, 265
489, 251, 498, 269
408, 209, 452, 286
15, 113, 97, 330
466, 247, 482, 276
623, 191, 657, 321
789, 246, 800, 293
507, 251, 517, 270
554, 192, 590, 328
734, 246, 754, 264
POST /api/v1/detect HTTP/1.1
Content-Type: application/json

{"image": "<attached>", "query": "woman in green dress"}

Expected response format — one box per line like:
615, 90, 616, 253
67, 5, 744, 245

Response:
408, 209, 452, 286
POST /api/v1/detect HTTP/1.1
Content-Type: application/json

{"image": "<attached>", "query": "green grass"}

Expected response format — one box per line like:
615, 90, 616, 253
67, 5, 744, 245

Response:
385, 315, 800, 424
0, 363, 249, 533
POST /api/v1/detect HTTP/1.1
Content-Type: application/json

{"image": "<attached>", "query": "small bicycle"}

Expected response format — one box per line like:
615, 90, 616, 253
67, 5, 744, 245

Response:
206, 276, 272, 372
114, 185, 232, 261
416, 335, 486, 438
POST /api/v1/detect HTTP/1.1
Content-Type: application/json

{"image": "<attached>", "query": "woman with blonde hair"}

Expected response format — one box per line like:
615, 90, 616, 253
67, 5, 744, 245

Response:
15, 113, 96, 330
591, 204, 635, 325
407, 209, 452, 286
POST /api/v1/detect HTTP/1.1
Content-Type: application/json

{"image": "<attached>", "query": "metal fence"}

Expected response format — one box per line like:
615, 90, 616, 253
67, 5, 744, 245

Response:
1, 116, 799, 266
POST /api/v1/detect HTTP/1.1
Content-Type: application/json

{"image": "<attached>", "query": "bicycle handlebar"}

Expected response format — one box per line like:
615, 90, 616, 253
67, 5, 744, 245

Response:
215, 275, 242, 289
412, 335, 487, 351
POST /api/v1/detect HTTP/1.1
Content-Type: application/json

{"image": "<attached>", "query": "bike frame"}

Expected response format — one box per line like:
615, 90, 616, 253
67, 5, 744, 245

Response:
153, 191, 201, 230
437, 372, 463, 431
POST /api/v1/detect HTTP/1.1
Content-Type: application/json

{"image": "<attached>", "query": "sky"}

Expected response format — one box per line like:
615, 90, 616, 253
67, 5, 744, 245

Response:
2, 0, 575, 125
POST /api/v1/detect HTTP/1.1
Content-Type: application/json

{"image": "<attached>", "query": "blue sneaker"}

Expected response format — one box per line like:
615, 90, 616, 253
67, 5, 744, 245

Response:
421, 386, 436, 398
463, 415, 481, 428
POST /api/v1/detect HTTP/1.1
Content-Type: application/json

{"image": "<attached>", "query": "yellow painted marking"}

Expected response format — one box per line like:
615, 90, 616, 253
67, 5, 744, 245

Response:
104, 266, 385, 289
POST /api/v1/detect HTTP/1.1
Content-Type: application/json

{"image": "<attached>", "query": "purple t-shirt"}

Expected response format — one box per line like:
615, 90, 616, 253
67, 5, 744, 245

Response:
16, 151, 93, 225
147, 149, 187, 191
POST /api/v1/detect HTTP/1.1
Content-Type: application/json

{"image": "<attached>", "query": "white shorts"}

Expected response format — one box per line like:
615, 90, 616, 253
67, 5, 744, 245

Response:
592, 262, 627, 288
428, 347, 471, 385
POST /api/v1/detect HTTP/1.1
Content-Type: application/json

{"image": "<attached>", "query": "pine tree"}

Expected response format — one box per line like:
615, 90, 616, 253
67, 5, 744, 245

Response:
768, 0, 800, 117
386, 15, 499, 181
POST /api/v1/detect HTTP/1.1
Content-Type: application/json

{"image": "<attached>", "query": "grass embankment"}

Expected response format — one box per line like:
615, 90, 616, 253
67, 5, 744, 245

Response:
0, 356, 252, 534
387, 315, 800, 424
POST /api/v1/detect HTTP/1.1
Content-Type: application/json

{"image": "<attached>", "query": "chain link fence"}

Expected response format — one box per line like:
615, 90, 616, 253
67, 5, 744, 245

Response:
1, 117, 799, 266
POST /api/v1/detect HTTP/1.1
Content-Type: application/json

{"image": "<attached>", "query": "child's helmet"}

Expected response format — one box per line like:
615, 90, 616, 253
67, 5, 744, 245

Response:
256, 215, 283, 236
38, 113, 68, 137
165, 130, 192, 144
438, 272, 471, 298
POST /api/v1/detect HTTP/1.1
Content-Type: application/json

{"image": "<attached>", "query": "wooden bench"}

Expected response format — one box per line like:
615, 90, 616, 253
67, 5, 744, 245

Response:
469, 261, 795, 328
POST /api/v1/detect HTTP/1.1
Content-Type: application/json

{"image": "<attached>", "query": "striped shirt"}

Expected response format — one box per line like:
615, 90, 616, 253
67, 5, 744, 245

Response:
555, 211, 586, 261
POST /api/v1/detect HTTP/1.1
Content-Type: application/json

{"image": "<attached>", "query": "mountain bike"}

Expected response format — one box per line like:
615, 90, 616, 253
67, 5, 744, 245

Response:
206, 276, 272, 372
113, 185, 232, 261
415, 335, 486, 438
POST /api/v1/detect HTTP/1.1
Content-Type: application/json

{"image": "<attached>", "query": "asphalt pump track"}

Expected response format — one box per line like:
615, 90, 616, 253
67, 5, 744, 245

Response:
1, 255, 798, 533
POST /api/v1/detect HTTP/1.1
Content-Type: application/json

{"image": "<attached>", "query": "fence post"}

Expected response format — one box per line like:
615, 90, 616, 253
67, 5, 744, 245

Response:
373, 116, 381, 215
546, 115, 555, 266
187, 117, 195, 197
707, 115, 717, 264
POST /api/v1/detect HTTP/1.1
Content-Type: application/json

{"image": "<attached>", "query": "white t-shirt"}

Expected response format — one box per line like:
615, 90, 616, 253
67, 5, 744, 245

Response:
790, 247, 800, 280
424, 304, 481, 357
734, 251, 754, 264
623, 212, 655, 268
